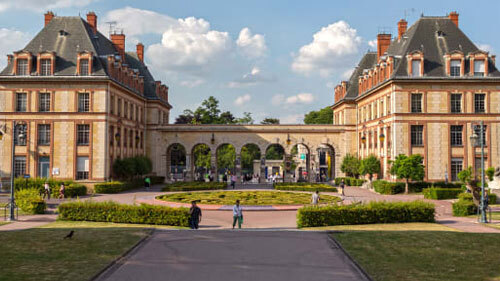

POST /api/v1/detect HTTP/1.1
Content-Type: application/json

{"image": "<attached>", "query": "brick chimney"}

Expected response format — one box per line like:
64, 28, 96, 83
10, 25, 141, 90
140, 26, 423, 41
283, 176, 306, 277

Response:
449, 11, 459, 27
136, 43, 144, 63
110, 33, 126, 61
44, 11, 54, 27
86, 12, 97, 35
397, 19, 407, 40
377, 33, 391, 61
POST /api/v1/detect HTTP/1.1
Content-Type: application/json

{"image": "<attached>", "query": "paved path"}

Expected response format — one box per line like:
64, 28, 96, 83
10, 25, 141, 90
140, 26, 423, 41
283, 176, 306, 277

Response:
0, 214, 56, 231
96, 230, 369, 281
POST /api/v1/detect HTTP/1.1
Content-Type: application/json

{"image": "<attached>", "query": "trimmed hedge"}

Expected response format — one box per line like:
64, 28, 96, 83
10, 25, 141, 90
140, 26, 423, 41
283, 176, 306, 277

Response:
14, 178, 86, 198
64, 184, 87, 198
423, 188, 463, 200
14, 188, 46, 214
452, 200, 477, 217
457, 192, 497, 205
162, 182, 226, 192
373, 180, 405, 194
58, 201, 189, 226
94, 181, 138, 194
297, 201, 435, 228
149, 176, 165, 185
274, 183, 337, 192
334, 177, 366, 186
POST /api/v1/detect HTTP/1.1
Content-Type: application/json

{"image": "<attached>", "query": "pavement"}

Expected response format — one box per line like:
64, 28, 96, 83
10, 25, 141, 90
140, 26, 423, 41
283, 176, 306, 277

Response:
0, 214, 56, 231
95, 230, 370, 281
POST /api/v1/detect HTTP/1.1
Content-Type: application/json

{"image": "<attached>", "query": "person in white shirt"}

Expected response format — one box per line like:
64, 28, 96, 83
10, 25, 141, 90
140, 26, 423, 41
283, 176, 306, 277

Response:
232, 200, 243, 229
311, 191, 320, 205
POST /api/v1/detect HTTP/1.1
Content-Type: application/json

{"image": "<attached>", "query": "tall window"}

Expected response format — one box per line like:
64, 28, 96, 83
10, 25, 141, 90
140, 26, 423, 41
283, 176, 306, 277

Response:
140, 132, 144, 148
40, 59, 51, 76
474, 60, 485, 77
78, 93, 90, 112
16, 93, 27, 112
411, 60, 421, 77
110, 95, 114, 114
450, 125, 463, 146
123, 128, 128, 147
14, 124, 27, 146
387, 96, 391, 114
135, 131, 139, 148
16, 59, 28, 75
451, 158, 463, 182
77, 124, 90, 145
474, 93, 486, 113
473, 125, 487, 146
130, 103, 133, 120
38, 124, 50, 146
79, 59, 89, 75
14, 156, 26, 178
450, 93, 462, 113
117, 98, 122, 117
411, 125, 424, 146
76, 156, 89, 180
411, 93, 423, 113
380, 100, 384, 117
129, 130, 133, 148
39, 92, 50, 112
109, 126, 114, 146
450, 60, 461, 76
124, 101, 128, 119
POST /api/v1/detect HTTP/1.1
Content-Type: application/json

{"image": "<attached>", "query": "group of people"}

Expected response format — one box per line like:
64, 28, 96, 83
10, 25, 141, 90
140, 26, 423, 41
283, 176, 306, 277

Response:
189, 199, 243, 230
41, 182, 65, 199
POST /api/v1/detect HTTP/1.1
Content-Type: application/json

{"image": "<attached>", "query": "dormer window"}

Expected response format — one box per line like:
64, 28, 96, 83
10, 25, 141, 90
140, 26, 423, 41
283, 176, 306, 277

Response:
79, 59, 89, 75
40, 59, 52, 76
77, 52, 93, 75
407, 51, 424, 77
411, 60, 421, 77
450, 60, 461, 76
16, 59, 28, 75
474, 60, 485, 77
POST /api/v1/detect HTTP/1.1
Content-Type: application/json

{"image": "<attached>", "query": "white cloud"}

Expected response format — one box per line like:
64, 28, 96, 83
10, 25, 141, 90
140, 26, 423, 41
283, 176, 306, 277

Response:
280, 114, 304, 124
271, 93, 314, 105
234, 94, 251, 106
226, 66, 275, 88
271, 94, 285, 105
368, 39, 377, 48
0, 0, 96, 12
236, 27, 267, 58
291, 21, 361, 77
0, 28, 30, 70
478, 44, 494, 53
180, 79, 205, 88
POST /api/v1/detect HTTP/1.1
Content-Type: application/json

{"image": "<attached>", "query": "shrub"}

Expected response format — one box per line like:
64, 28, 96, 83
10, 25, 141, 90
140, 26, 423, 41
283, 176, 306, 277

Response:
162, 182, 226, 192
14, 178, 86, 198
149, 176, 165, 185
297, 201, 435, 228
274, 183, 337, 192
334, 177, 366, 186
457, 192, 497, 205
94, 181, 134, 194
422, 188, 463, 200
373, 180, 404, 194
14, 188, 46, 214
432, 182, 463, 189
452, 200, 477, 216
58, 201, 189, 227
113, 156, 153, 179
64, 184, 87, 198
486, 167, 495, 182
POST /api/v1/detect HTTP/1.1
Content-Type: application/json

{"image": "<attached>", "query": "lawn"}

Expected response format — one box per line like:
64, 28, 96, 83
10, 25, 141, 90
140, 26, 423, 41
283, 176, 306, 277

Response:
468, 211, 500, 221
0, 221, 9, 226
157, 190, 340, 205
303, 222, 457, 232
0, 221, 150, 281
334, 231, 500, 281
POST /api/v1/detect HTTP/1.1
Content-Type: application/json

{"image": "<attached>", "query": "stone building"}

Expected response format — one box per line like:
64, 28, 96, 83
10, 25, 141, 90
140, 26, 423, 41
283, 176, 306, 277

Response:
0, 12, 171, 185
332, 12, 500, 181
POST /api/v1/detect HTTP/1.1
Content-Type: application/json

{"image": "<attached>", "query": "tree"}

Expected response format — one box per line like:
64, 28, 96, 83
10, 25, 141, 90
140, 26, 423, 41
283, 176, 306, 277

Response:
133, 156, 153, 177
241, 144, 261, 173
175, 109, 195, 124
304, 106, 333, 124
261, 118, 280, 124
266, 144, 284, 160
359, 155, 380, 181
389, 154, 425, 194
340, 154, 361, 178
236, 112, 254, 124
217, 144, 235, 171
193, 144, 211, 170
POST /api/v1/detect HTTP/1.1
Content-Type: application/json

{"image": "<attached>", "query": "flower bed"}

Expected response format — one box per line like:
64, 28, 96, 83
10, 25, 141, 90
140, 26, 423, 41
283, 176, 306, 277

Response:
162, 182, 226, 192
274, 183, 337, 192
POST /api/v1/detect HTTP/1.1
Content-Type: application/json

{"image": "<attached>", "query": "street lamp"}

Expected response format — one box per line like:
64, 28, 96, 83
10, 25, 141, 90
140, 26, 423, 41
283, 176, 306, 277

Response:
114, 132, 121, 145
361, 134, 366, 144
379, 132, 385, 143
8, 121, 26, 221
470, 121, 487, 223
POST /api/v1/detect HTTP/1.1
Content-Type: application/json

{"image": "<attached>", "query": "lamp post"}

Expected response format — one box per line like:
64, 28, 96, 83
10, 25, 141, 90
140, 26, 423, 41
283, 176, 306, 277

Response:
470, 121, 487, 223
9, 121, 26, 221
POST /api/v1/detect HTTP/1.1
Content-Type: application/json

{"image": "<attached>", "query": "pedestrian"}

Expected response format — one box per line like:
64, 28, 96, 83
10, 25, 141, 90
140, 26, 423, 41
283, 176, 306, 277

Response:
232, 200, 243, 229
311, 190, 320, 205
43, 182, 51, 200
189, 201, 202, 229
231, 174, 237, 189
144, 176, 151, 190
59, 183, 65, 199
340, 179, 345, 196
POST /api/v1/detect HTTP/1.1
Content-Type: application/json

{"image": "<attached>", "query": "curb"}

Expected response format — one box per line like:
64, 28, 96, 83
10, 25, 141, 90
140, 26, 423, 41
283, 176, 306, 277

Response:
90, 228, 155, 281
326, 233, 374, 281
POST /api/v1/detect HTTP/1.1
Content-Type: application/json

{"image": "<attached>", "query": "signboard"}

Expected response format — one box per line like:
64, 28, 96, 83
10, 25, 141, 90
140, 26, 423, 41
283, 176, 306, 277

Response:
23, 174, 30, 179
300, 154, 306, 160
52, 168, 60, 175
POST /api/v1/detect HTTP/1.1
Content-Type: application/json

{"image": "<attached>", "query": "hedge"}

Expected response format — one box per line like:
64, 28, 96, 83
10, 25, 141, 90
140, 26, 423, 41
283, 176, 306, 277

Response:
373, 180, 405, 194
457, 192, 497, 205
149, 176, 165, 185
297, 201, 435, 228
162, 182, 226, 192
452, 200, 477, 217
94, 181, 136, 194
274, 183, 337, 192
58, 201, 189, 226
334, 177, 366, 186
14, 188, 46, 214
14, 178, 86, 198
423, 188, 463, 200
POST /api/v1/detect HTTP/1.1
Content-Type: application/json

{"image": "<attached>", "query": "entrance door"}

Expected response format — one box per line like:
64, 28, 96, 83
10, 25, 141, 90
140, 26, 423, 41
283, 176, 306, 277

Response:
39, 157, 50, 178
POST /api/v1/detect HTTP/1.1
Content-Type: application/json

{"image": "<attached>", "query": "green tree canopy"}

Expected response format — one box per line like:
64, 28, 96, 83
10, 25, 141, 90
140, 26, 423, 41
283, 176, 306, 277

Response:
304, 106, 333, 124
193, 144, 211, 169
340, 154, 361, 178
261, 118, 280, 124
217, 144, 235, 171
359, 155, 380, 181
241, 144, 261, 172
389, 154, 425, 194
266, 144, 284, 160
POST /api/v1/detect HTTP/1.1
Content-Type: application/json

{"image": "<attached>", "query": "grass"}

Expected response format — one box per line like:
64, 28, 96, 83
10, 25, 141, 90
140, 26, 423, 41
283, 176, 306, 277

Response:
43, 220, 188, 229
157, 190, 340, 205
303, 222, 457, 232
467, 212, 500, 220
0, 221, 9, 226
334, 231, 500, 281
0, 221, 150, 281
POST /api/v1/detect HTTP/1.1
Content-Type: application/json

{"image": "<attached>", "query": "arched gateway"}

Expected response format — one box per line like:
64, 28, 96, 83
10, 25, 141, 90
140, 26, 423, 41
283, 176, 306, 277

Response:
148, 124, 354, 183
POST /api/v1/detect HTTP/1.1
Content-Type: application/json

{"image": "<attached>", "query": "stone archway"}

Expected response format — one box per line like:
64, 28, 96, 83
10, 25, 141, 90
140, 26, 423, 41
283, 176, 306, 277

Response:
191, 143, 212, 182
166, 143, 186, 181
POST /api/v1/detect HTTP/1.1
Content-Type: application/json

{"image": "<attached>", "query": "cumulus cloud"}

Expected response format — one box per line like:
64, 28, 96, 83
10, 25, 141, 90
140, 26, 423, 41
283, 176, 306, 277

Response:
291, 21, 361, 77
0, 28, 30, 70
236, 27, 267, 58
368, 39, 377, 49
234, 94, 251, 106
0, 0, 96, 12
271, 93, 315, 105
180, 79, 205, 88
226, 67, 275, 88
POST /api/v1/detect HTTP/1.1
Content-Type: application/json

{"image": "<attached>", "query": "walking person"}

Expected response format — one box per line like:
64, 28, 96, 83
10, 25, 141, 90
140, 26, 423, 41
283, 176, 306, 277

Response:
311, 190, 320, 205
189, 201, 202, 229
231, 174, 237, 189
59, 183, 65, 199
144, 176, 151, 190
43, 182, 51, 200
232, 200, 243, 229
340, 179, 345, 196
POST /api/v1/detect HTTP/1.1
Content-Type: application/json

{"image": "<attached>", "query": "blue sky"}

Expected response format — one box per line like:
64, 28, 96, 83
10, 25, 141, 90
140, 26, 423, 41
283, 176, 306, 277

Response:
0, 0, 497, 123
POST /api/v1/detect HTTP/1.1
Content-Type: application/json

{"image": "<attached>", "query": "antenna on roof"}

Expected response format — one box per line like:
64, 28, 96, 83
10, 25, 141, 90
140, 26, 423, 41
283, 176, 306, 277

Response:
105, 21, 117, 37
377, 26, 391, 34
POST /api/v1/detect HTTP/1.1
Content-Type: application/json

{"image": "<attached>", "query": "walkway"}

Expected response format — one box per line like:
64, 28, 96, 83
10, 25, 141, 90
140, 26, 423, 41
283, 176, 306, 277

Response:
0, 214, 56, 231
95, 230, 369, 281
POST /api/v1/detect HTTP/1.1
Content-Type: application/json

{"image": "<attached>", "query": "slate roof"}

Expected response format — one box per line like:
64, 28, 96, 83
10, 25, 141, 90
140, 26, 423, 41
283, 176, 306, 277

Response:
334, 16, 500, 106
0, 15, 170, 106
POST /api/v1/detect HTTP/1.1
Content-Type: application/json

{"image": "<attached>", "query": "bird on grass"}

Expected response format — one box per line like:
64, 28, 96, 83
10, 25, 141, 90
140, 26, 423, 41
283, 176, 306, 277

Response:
63, 230, 74, 239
